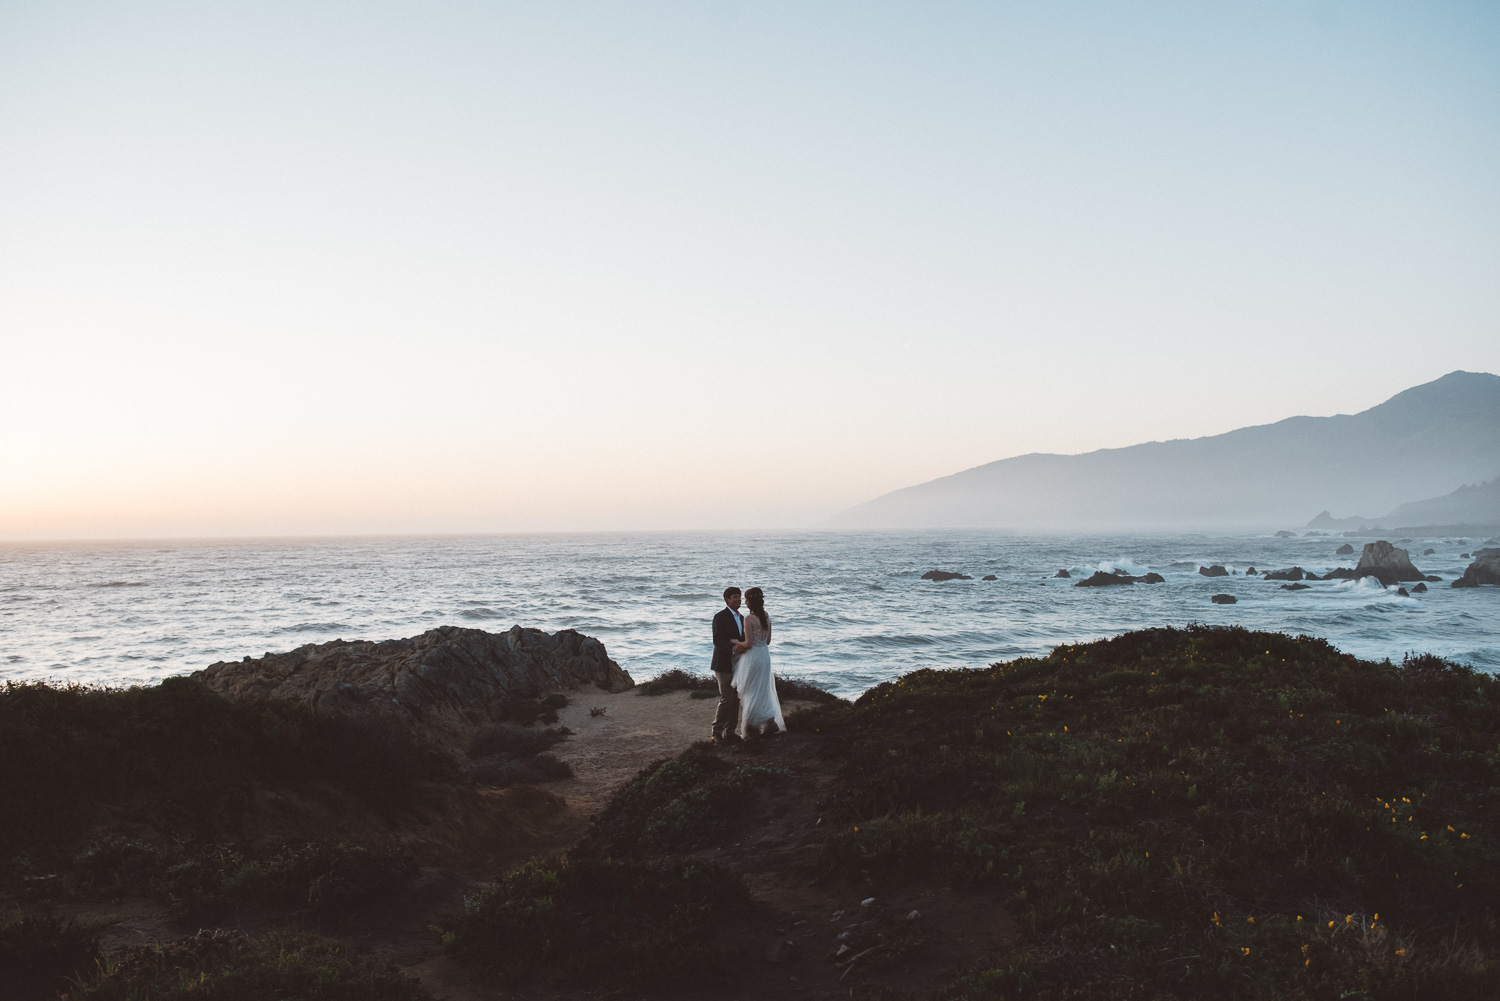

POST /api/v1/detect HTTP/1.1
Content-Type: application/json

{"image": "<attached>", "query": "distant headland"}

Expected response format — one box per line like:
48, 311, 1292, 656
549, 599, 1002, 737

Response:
836, 370, 1500, 532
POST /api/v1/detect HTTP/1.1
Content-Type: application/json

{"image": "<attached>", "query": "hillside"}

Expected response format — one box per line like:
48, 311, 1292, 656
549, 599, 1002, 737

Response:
836, 371, 1500, 530
1378, 476, 1500, 531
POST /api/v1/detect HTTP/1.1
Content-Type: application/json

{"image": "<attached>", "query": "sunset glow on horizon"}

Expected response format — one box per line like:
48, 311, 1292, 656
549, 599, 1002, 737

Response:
4, 2, 1497, 539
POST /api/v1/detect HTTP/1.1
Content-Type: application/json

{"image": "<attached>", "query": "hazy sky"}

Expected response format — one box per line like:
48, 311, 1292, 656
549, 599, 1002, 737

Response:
3, 1, 1497, 538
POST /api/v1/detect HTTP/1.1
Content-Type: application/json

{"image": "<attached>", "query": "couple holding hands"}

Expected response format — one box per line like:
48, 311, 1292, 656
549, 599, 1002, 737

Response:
709, 586, 786, 743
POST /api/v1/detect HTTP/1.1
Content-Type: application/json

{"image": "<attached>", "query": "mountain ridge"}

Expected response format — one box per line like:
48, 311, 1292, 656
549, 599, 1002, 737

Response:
835, 370, 1500, 530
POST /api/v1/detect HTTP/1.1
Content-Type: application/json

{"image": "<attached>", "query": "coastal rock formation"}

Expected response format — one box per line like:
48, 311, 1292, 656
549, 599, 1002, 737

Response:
1280, 583, 1310, 591
982, 574, 998, 581
1452, 548, 1500, 588
1274, 531, 1296, 539
1323, 541, 1432, 586
1198, 565, 1229, 577
195, 625, 634, 754
1413, 582, 1428, 593
1053, 569, 1071, 578
1263, 567, 1317, 582
1210, 593, 1237, 604
1336, 543, 1355, 555
1075, 571, 1164, 587
921, 570, 971, 581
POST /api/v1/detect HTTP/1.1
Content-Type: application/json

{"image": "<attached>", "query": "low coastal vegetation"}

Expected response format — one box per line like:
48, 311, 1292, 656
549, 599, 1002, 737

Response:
447, 626, 1499, 998
0, 921, 428, 1000
7, 627, 1498, 998
0, 677, 444, 998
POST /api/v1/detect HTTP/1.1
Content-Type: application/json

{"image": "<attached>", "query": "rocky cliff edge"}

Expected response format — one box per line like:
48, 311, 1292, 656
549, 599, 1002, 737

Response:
194, 625, 634, 754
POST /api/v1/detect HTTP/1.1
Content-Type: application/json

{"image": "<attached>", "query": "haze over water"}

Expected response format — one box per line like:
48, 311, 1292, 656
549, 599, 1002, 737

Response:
3, 532, 1494, 698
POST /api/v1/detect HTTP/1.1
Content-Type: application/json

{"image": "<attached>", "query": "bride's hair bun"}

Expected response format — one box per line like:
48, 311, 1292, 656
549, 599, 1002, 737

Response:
743, 587, 769, 629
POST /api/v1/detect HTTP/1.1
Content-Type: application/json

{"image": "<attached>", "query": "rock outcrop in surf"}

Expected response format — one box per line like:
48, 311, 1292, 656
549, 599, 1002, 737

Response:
1321, 541, 1433, 587
195, 625, 634, 754
1452, 548, 1500, 588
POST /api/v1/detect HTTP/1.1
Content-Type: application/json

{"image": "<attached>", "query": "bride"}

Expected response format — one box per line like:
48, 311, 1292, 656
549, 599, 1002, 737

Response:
731, 586, 785, 738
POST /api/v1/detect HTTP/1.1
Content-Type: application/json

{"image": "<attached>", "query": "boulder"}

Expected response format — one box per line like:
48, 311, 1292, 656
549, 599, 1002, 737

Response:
1412, 583, 1428, 593
1274, 530, 1295, 538
1210, 593, 1237, 604
981, 574, 998, 581
194, 625, 633, 755
1262, 567, 1307, 581
1053, 569, 1071, 578
1422, 548, 1435, 556
1279, 583, 1311, 591
1452, 548, 1500, 588
1198, 565, 1229, 578
1336, 543, 1355, 555
921, 570, 971, 581
1245, 566, 1257, 575
1396, 587, 1409, 596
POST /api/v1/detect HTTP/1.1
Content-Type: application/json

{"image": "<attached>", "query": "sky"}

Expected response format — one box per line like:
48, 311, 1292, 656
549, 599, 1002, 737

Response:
2, 1, 1497, 538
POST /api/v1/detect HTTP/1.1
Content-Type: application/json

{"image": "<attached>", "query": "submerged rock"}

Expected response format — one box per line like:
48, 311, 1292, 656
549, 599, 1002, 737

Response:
1210, 593, 1237, 604
1275, 531, 1296, 538
1452, 548, 1500, 588
1412, 582, 1428, 593
982, 574, 998, 581
1053, 569, 1071, 578
1280, 583, 1311, 591
1263, 567, 1310, 581
921, 570, 971, 581
1336, 543, 1355, 555
195, 625, 633, 754
1198, 565, 1229, 578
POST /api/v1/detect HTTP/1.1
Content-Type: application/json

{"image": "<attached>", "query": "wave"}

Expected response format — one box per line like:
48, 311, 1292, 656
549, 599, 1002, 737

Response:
460, 607, 504, 619
269, 622, 351, 635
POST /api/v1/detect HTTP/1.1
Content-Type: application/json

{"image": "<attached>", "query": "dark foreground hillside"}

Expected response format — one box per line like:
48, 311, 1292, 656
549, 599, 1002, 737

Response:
5, 626, 1498, 1000
449, 626, 1500, 999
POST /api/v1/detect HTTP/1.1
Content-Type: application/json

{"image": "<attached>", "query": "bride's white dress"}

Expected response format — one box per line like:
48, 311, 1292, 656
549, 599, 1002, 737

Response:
731, 614, 785, 738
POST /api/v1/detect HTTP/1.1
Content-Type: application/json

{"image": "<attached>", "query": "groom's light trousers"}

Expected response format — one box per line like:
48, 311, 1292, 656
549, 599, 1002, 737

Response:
712, 669, 739, 737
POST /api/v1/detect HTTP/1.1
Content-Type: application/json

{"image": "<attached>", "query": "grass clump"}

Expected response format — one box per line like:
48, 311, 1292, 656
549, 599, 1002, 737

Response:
638, 669, 719, 696
801, 625, 1500, 999
76, 928, 428, 1000
444, 857, 750, 988
575, 743, 789, 857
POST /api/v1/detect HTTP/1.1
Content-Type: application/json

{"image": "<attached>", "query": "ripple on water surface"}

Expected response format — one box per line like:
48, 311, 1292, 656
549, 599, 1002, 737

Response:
0, 531, 1495, 696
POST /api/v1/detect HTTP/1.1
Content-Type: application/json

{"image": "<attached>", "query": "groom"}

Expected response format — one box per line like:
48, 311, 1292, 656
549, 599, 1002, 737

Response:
710, 586, 744, 743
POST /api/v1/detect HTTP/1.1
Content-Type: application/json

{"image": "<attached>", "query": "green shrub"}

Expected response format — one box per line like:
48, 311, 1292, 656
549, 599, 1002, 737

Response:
0, 914, 99, 997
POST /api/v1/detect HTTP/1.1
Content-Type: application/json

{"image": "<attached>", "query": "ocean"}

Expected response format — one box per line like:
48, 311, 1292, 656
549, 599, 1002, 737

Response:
1, 531, 1495, 698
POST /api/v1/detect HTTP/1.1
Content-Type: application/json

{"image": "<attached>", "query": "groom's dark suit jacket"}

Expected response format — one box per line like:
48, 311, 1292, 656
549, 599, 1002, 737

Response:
711, 606, 743, 675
